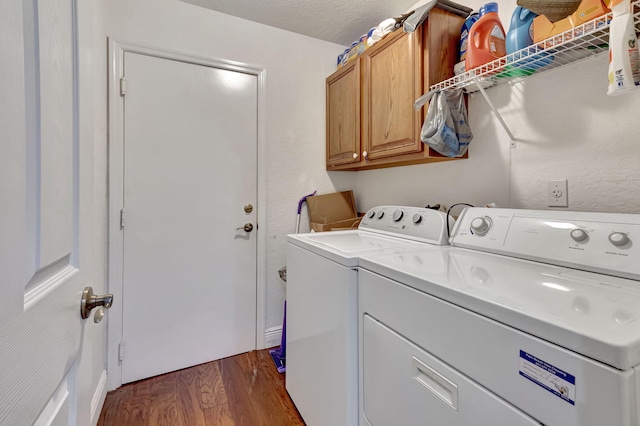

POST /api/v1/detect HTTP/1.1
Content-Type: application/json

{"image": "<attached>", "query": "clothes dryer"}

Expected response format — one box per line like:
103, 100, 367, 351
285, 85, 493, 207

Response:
358, 208, 640, 426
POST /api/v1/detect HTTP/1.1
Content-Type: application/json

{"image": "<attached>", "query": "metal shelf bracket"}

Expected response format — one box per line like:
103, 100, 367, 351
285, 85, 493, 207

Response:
474, 80, 517, 147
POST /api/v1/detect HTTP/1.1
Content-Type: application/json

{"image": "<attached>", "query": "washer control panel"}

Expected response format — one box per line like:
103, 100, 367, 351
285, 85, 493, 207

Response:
359, 206, 453, 245
451, 207, 640, 280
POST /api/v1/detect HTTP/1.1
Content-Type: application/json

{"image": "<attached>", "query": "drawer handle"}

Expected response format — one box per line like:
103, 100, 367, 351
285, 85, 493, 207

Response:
412, 356, 458, 411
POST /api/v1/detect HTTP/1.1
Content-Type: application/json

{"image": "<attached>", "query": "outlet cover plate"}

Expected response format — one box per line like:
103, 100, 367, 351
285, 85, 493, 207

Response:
548, 179, 568, 207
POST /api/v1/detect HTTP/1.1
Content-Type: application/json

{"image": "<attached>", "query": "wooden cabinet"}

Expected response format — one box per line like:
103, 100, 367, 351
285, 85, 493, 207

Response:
326, 59, 361, 167
362, 28, 422, 161
326, 7, 466, 171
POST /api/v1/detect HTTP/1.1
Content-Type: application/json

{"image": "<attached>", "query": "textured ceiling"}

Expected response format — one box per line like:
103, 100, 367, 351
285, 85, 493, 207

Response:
179, 0, 422, 46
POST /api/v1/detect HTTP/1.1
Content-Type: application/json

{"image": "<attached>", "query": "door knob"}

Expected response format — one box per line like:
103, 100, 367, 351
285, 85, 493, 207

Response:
93, 307, 106, 324
81, 287, 113, 320
237, 223, 254, 232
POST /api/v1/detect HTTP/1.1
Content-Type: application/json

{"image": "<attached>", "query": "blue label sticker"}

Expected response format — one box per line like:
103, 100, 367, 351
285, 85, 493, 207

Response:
519, 350, 576, 405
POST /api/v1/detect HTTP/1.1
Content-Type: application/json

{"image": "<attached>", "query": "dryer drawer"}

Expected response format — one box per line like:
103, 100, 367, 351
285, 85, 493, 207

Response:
362, 315, 540, 426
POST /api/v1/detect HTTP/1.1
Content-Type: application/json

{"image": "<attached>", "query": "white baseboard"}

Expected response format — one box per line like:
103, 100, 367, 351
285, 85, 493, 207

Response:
90, 370, 108, 426
265, 326, 283, 349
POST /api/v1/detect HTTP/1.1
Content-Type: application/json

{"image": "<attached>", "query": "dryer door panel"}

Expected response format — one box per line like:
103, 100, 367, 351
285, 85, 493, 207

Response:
362, 315, 541, 426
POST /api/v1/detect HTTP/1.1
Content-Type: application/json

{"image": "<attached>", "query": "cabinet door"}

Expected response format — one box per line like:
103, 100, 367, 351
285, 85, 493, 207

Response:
326, 59, 361, 168
362, 30, 423, 160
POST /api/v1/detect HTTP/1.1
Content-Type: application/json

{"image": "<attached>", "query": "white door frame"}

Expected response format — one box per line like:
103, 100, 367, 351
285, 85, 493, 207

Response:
107, 39, 267, 390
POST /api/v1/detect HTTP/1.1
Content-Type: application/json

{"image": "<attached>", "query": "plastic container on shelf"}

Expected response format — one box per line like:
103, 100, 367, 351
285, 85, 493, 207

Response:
465, 2, 507, 71
501, 6, 553, 77
459, 12, 479, 62
506, 6, 536, 54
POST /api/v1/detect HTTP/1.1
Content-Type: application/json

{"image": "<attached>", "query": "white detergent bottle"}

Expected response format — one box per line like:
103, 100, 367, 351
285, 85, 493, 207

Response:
607, 0, 640, 95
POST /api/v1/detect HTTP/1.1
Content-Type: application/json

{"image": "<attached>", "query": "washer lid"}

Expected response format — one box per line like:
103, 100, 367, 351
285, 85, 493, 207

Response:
287, 230, 422, 267
360, 246, 640, 370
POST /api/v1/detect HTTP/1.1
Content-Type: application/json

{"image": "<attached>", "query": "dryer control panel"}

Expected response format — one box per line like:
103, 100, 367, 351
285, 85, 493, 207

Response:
359, 206, 454, 246
451, 207, 640, 280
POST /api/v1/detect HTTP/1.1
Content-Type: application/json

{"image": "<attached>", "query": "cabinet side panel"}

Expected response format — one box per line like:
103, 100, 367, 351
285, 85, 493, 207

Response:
424, 8, 464, 87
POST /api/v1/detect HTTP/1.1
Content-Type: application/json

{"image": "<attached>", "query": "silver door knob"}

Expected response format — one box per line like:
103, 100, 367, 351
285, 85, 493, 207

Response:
81, 286, 113, 320
93, 307, 106, 324
237, 223, 254, 232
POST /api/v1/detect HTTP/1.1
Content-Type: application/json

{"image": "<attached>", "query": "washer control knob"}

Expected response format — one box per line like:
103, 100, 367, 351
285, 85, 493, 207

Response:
570, 229, 588, 242
377, 210, 385, 219
393, 210, 404, 222
609, 232, 629, 247
367, 210, 376, 219
412, 214, 422, 224
470, 217, 491, 236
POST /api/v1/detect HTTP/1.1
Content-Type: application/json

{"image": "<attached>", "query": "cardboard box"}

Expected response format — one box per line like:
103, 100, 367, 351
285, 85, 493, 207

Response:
533, 14, 574, 43
310, 217, 362, 232
306, 190, 360, 232
533, 0, 609, 43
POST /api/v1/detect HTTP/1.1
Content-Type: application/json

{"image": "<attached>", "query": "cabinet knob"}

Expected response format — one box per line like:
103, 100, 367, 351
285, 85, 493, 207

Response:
363, 151, 368, 159
353, 152, 358, 159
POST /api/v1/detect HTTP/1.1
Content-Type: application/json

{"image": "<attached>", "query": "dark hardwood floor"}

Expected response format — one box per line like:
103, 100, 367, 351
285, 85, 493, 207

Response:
97, 349, 305, 426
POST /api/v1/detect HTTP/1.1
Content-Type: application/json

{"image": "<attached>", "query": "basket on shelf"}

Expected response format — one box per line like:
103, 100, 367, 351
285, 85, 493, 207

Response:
517, 0, 582, 22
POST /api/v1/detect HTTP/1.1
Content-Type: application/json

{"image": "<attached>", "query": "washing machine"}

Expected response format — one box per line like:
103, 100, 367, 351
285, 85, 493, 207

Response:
358, 207, 640, 426
286, 205, 453, 426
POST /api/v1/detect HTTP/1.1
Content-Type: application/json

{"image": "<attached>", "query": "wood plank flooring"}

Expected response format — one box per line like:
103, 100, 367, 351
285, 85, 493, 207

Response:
98, 349, 305, 426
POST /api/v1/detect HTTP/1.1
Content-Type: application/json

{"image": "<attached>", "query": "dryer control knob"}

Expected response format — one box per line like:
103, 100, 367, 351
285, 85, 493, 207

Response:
470, 217, 491, 236
393, 210, 404, 222
570, 229, 588, 242
412, 214, 422, 224
377, 211, 385, 219
367, 210, 376, 219
609, 232, 629, 247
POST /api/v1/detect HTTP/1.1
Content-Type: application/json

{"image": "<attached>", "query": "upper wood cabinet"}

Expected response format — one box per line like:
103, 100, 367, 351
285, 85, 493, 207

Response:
362, 28, 422, 161
326, 7, 466, 171
326, 59, 361, 166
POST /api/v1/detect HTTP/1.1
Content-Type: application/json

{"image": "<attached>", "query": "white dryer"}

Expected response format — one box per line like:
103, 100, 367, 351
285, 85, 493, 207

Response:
358, 207, 640, 426
286, 206, 453, 426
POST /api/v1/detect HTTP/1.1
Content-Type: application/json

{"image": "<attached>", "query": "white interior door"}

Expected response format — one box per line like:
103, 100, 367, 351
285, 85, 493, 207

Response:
1, 0, 98, 424
120, 52, 258, 384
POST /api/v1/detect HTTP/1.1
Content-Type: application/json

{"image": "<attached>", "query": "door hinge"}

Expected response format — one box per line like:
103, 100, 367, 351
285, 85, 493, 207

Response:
120, 209, 125, 229
120, 78, 126, 96
118, 342, 125, 361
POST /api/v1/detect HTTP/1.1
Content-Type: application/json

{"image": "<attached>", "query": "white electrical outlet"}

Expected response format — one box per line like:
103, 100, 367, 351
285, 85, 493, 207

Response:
547, 179, 568, 207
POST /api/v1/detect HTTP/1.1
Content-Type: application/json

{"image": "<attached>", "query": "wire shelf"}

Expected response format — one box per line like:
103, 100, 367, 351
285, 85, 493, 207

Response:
430, 1, 640, 92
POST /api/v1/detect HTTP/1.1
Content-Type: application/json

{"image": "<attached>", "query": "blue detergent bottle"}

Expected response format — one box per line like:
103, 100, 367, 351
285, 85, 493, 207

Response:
459, 12, 479, 62
502, 6, 553, 76
506, 7, 536, 54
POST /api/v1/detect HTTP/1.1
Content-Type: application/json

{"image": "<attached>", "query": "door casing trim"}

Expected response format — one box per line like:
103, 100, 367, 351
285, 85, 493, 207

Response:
106, 39, 267, 390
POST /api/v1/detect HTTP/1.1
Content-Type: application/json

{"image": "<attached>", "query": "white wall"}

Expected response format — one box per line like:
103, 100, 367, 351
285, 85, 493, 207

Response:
93, 0, 640, 366
355, 0, 640, 214
95, 0, 355, 338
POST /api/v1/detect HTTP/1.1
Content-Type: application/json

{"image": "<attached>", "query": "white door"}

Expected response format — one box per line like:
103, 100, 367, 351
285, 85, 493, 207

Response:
120, 52, 258, 384
1, 0, 99, 425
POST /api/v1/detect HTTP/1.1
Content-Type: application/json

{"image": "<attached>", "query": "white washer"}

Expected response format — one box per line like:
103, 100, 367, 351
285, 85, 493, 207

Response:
286, 206, 453, 426
358, 207, 640, 426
